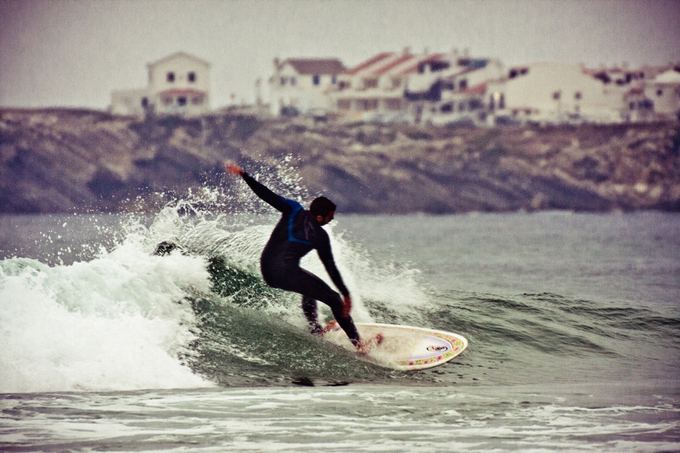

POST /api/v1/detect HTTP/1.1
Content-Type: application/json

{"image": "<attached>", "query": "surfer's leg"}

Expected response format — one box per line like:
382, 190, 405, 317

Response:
301, 295, 322, 334
291, 269, 361, 346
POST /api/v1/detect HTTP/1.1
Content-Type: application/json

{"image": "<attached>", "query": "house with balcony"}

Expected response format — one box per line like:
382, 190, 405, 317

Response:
404, 50, 505, 125
110, 51, 211, 117
269, 58, 346, 116
330, 49, 449, 122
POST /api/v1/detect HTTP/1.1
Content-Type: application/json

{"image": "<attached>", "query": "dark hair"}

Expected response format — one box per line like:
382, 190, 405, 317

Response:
310, 196, 336, 216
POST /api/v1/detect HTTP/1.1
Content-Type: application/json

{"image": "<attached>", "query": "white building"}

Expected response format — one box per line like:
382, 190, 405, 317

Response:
110, 88, 150, 117
269, 58, 345, 115
486, 63, 625, 124
331, 49, 447, 122
645, 68, 680, 120
110, 52, 211, 117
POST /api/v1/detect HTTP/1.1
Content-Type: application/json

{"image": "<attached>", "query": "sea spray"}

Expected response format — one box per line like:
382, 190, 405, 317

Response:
0, 244, 212, 393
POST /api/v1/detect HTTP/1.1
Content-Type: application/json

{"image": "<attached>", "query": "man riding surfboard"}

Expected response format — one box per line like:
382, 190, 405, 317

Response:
224, 162, 376, 352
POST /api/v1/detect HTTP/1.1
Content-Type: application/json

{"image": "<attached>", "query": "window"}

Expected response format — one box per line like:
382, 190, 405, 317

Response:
291, 77, 297, 86
364, 78, 378, 89
192, 96, 203, 105
338, 99, 351, 110
331, 75, 337, 84
385, 99, 401, 110
552, 91, 561, 100
141, 97, 148, 108
575, 91, 582, 100
163, 97, 173, 106
359, 99, 378, 110
177, 97, 187, 106
167, 72, 175, 83
312, 74, 320, 86
657, 89, 663, 97
459, 79, 468, 91
188, 72, 196, 83
280, 77, 286, 86
441, 103, 453, 113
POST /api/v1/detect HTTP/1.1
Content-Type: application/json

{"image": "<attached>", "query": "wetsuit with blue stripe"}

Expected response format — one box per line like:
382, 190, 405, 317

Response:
240, 172, 361, 345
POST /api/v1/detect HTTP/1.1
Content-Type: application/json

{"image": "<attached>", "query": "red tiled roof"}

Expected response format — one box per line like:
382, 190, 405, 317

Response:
397, 53, 446, 75
283, 58, 346, 75
373, 53, 416, 76
159, 88, 206, 96
345, 52, 394, 75
462, 83, 487, 95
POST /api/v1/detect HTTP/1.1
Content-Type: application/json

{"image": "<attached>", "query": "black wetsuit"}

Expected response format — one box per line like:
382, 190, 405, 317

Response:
240, 172, 361, 345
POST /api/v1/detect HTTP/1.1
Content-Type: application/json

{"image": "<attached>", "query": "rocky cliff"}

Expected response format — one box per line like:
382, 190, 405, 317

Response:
1, 108, 679, 214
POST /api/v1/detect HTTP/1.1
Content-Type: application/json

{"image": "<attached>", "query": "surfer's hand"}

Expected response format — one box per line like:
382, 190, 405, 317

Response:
342, 295, 352, 317
224, 162, 244, 176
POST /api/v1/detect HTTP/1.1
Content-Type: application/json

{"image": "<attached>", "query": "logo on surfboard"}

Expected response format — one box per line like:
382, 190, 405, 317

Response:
426, 345, 449, 352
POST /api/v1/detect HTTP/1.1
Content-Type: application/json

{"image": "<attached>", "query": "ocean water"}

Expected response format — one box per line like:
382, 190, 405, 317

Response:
1, 203, 679, 451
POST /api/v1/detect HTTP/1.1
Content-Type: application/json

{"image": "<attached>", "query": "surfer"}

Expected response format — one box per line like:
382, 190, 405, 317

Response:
224, 162, 367, 351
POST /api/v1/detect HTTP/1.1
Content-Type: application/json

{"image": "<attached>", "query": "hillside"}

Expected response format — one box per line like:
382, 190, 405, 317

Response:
1, 108, 679, 214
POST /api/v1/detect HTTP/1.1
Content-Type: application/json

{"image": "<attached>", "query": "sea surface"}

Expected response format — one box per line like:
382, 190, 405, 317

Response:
1, 202, 679, 451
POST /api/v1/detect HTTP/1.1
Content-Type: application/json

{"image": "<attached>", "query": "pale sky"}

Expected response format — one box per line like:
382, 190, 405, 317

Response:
1, 0, 679, 109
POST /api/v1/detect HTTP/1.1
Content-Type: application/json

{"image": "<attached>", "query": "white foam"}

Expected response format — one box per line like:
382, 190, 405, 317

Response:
0, 241, 213, 393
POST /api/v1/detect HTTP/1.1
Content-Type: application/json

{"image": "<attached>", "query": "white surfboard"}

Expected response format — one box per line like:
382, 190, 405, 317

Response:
323, 322, 468, 371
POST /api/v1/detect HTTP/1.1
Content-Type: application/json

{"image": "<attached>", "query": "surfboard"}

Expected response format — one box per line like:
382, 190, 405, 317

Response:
322, 322, 468, 371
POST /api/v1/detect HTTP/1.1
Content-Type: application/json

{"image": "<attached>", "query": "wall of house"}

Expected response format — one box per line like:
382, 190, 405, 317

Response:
645, 83, 680, 117
492, 63, 624, 123
110, 89, 149, 116
148, 56, 210, 96
268, 63, 339, 115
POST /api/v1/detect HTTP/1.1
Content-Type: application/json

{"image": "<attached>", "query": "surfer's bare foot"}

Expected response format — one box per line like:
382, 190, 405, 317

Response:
356, 333, 384, 355
320, 320, 338, 335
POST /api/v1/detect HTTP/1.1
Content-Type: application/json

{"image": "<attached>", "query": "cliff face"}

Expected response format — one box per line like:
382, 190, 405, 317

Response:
1, 108, 679, 214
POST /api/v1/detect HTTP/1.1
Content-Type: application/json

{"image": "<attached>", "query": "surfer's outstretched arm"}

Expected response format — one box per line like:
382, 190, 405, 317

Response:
225, 163, 290, 213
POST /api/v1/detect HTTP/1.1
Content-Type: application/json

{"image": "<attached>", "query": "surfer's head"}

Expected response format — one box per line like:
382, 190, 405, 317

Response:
310, 196, 336, 226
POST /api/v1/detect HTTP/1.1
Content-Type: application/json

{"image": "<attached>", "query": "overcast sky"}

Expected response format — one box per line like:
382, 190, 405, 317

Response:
1, 0, 679, 109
